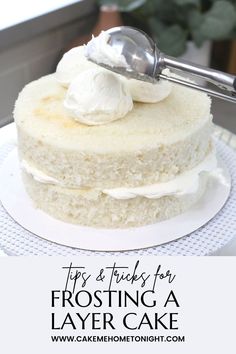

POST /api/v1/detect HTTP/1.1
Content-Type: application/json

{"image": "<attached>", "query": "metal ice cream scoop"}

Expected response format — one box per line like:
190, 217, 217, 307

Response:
90, 26, 236, 103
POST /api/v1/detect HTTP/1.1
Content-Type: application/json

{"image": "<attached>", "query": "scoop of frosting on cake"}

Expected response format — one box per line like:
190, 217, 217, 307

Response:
123, 70, 172, 103
55, 46, 95, 86
64, 68, 133, 125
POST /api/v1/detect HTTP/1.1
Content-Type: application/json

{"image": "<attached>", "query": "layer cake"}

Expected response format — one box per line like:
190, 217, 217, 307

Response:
14, 58, 214, 227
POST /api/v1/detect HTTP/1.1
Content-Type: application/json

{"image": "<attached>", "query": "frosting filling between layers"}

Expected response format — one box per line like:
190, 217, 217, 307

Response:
21, 150, 225, 200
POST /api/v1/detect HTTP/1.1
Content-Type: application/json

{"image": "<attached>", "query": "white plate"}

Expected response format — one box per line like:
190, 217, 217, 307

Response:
0, 149, 231, 252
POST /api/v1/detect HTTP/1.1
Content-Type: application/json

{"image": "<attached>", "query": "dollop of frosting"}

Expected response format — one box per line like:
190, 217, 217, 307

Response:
64, 68, 133, 125
56, 46, 95, 87
85, 31, 128, 68
123, 69, 172, 103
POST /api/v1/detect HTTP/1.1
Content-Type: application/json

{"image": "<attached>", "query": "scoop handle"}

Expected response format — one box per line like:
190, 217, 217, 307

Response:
159, 73, 236, 104
161, 54, 236, 92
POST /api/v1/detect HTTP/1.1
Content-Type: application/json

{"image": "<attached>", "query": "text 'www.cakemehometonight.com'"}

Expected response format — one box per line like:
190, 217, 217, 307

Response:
51, 335, 185, 343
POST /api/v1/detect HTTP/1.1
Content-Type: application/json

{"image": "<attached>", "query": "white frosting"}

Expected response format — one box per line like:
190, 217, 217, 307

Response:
124, 69, 172, 103
21, 151, 223, 200
85, 31, 128, 68
64, 68, 133, 125
55, 46, 95, 87
21, 160, 63, 185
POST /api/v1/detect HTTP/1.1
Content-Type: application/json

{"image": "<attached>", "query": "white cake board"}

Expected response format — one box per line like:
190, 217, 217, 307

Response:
0, 149, 231, 252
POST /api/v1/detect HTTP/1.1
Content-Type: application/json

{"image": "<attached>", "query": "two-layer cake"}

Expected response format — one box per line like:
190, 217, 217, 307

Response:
14, 34, 216, 228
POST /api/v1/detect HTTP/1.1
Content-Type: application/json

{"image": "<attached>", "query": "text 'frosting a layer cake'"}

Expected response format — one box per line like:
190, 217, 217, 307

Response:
14, 31, 217, 228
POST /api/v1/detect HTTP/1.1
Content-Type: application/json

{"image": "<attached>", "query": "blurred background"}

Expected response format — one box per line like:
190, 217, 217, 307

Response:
0, 0, 235, 130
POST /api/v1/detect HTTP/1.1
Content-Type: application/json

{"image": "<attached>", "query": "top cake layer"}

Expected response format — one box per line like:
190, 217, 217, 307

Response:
14, 74, 212, 188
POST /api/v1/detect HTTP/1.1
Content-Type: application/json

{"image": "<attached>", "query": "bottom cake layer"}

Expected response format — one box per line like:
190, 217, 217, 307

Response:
21, 171, 208, 228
